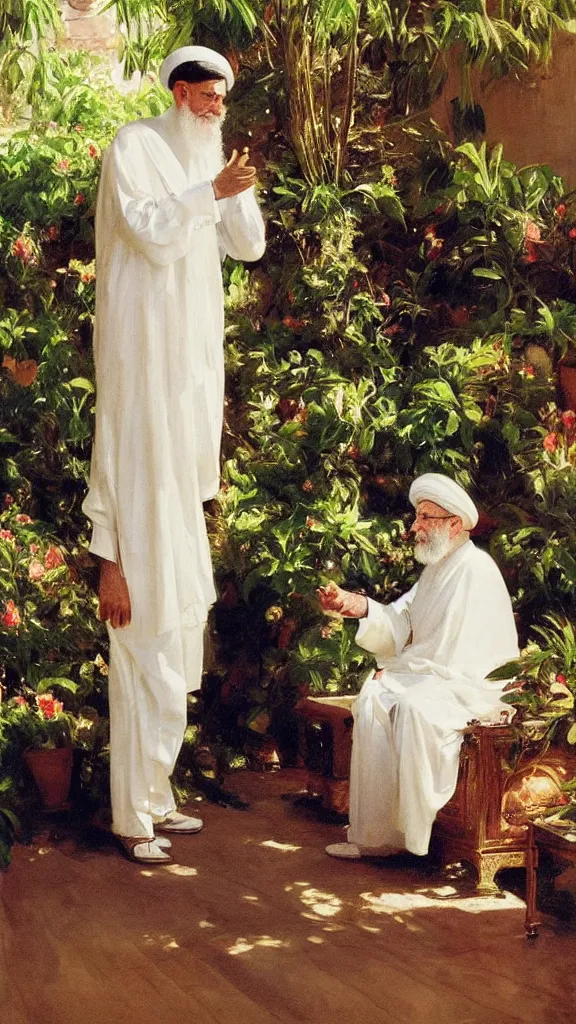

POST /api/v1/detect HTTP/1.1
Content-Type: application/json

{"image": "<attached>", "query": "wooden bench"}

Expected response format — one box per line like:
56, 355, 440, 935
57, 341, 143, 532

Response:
295, 696, 570, 894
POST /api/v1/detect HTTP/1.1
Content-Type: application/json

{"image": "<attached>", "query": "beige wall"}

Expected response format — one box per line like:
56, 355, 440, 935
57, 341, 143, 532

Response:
430, 33, 576, 189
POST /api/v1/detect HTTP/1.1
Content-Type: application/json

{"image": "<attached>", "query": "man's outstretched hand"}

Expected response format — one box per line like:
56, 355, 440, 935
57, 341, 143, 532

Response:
99, 558, 131, 629
213, 148, 257, 200
317, 582, 368, 619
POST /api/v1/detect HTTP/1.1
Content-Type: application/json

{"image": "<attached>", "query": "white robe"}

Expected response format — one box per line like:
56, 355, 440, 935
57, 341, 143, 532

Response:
348, 539, 519, 855
82, 109, 266, 837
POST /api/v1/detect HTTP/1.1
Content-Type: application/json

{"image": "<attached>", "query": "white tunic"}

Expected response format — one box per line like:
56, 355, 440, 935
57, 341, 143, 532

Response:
83, 110, 266, 642
348, 540, 519, 855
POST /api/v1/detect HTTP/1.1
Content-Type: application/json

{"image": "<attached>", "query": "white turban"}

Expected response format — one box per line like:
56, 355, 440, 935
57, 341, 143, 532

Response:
159, 46, 235, 93
409, 473, 478, 530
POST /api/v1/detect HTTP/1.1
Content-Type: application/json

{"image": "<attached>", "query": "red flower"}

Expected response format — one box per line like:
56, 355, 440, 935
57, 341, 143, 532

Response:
556, 204, 567, 218
424, 224, 437, 239
47, 225, 59, 241
15, 513, 32, 524
561, 410, 576, 431
282, 315, 304, 330
74, 193, 85, 206
543, 433, 559, 453
519, 365, 535, 379
569, 228, 576, 240
74, 124, 83, 133
36, 694, 63, 719
81, 270, 96, 284
0, 529, 14, 542
87, 144, 99, 159
45, 545, 65, 570
556, 673, 567, 684
523, 241, 539, 263
524, 221, 541, 242
4, 494, 14, 506
301, 479, 314, 492
380, 292, 391, 307
1, 600, 21, 628
12, 236, 35, 265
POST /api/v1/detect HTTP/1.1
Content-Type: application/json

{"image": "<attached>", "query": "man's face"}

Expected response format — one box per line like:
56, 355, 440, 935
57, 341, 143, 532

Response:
174, 78, 226, 120
410, 500, 463, 564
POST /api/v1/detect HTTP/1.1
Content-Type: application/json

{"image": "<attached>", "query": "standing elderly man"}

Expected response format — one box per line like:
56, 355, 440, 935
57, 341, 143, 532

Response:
83, 46, 266, 863
318, 473, 518, 859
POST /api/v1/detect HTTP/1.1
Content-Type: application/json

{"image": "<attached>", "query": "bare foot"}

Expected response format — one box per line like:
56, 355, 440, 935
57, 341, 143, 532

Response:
99, 558, 131, 628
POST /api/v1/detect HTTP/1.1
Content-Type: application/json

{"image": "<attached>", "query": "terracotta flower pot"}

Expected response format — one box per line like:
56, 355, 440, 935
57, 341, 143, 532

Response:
23, 747, 73, 811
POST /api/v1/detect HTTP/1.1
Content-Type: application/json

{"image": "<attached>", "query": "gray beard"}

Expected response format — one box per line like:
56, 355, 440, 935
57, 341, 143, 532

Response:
164, 104, 225, 183
414, 524, 454, 565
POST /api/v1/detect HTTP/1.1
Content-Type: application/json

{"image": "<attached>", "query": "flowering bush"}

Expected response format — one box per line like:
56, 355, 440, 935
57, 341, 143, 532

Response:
4, 691, 75, 750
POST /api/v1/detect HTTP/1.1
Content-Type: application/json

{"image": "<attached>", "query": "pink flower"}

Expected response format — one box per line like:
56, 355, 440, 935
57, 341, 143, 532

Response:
74, 193, 85, 206
74, 124, 83, 133
0, 529, 14, 542
3, 494, 14, 507
15, 513, 32, 524
29, 543, 39, 554
524, 221, 541, 242
28, 559, 46, 582
44, 545, 65, 570
55, 159, 70, 172
380, 292, 391, 307
13, 696, 27, 707
561, 410, 576, 431
543, 433, 559, 453
1, 600, 21, 628
301, 479, 314, 492
80, 270, 95, 284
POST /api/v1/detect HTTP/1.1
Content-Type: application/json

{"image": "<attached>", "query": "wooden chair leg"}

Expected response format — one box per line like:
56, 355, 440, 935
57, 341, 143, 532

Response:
525, 824, 540, 938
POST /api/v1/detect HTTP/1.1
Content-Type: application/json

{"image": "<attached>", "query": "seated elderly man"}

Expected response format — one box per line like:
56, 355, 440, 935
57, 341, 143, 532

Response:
317, 473, 518, 859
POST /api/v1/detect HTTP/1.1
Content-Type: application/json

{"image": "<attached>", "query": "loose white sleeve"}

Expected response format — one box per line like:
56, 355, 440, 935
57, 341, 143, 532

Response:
108, 134, 217, 266
216, 188, 266, 262
88, 523, 118, 564
355, 586, 417, 664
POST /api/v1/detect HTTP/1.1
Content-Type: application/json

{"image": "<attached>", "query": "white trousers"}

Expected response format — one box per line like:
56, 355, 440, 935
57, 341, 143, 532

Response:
347, 671, 466, 856
107, 620, 205, 839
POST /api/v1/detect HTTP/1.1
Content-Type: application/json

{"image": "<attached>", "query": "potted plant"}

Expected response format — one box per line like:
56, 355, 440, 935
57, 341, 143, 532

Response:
6, 693, 76, 811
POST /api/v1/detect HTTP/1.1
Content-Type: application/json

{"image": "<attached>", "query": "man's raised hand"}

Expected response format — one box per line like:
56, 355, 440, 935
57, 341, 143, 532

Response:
213, 148, 257, 200
317, 582, 368, 619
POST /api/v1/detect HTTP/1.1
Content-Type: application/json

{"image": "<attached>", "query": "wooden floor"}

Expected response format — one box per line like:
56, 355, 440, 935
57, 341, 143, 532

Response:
1, 769, 575, 1024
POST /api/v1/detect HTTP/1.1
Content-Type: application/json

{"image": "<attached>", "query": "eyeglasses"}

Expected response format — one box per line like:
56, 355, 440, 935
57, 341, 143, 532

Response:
412, 513, 456, 522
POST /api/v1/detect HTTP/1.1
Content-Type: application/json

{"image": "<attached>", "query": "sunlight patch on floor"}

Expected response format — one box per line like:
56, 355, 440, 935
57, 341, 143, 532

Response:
242, 895, 260, 901
227, 935, 289, 955
260, 839, 302, 852
299, 887, 343, 917
307, 935, 325, 944
360, 888, 525, 916
142, 933, 180, 950
161, 864, 198, 877
198, 920, 216, 929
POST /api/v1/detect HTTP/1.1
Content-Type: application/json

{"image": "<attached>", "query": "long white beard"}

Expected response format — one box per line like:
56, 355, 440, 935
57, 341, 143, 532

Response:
414, 523, 455, 565
162, 104, 225, 183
